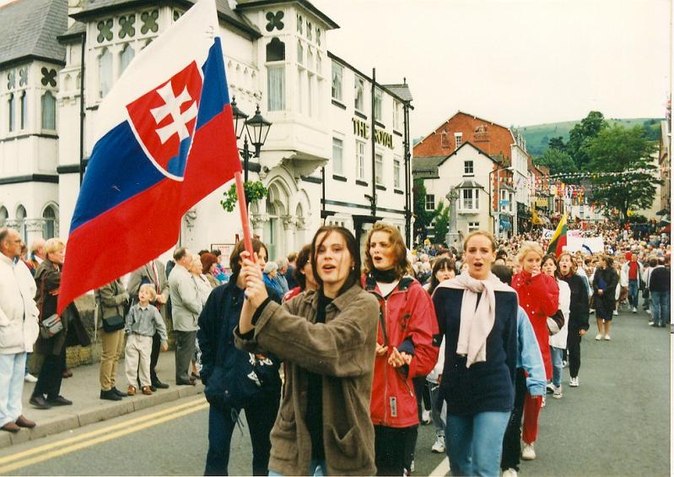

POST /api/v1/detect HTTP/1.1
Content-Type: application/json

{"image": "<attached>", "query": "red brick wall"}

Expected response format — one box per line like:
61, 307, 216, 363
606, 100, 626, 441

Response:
413, 112, 514, 163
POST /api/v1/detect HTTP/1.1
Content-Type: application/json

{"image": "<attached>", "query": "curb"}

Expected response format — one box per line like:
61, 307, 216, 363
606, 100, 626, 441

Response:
0, 384, 204, 449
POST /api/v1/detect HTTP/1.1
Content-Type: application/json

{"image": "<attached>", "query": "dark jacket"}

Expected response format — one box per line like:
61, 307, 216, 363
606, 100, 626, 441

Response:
197, 280, 281, 398
433, 287, 518, 416
649, 266, 671, 293
559, 273, 590, 332
234, 284, 379, 476
34, 259, 90, 356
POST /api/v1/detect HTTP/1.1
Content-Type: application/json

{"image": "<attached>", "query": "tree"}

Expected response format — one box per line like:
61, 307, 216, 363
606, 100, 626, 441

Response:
548, 136, 566, 152
413, 179, 434, 243
534, 148, 577, 176
586, 124, 660, 221
433, 202, 450, 244
567, 111, 608, 171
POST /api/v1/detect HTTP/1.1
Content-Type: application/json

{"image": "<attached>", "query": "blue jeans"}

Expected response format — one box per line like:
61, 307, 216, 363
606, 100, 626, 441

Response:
0, 352, 26, 427
429, 381, 445, 437
628, 280, 639, 308
269, 460, 326, 476
446, 411, 511, 477
550, 346, 564, 387
650, 291, 671, 326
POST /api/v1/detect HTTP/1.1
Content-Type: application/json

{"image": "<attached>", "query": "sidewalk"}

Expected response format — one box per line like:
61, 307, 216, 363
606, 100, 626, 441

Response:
0, 350, 203, 449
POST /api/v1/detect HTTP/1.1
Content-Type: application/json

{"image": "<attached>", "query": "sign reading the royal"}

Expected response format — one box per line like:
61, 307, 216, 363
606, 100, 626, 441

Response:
352, 117, 394, 149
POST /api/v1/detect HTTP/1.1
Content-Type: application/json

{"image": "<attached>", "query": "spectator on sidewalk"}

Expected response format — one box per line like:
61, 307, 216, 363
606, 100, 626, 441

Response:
31, 238, 89, 409
127, 259, 170, 391
96, 278, 130, 401
124, 285, 169, 396
168, 248, 202, 386
0, 228, 39, 432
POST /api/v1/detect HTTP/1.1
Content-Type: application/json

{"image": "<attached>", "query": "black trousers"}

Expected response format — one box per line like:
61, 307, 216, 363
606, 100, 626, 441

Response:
501, 368, 527, 471
150, 331, 161, 383
375, 425, 418, 476
33, 348, 66, 399
567, 329, 583, 378
204, 392, 280, 476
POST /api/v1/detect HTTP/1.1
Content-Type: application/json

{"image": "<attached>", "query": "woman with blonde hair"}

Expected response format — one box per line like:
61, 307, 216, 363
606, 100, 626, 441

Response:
31, 238, 90, 409
511, 241, 559, 461
433, 230, 518, 476
362, 222, 439, 476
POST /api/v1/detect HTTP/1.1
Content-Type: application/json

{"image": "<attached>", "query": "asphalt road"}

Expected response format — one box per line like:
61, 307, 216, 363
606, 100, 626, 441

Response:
0, 309, 669, 476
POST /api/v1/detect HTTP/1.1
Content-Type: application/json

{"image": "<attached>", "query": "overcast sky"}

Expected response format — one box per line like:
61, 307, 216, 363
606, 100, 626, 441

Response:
312, 0, 672, 138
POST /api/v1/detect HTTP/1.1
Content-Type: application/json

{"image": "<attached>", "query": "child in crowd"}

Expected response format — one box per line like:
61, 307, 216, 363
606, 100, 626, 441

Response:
125, 284, 168, 396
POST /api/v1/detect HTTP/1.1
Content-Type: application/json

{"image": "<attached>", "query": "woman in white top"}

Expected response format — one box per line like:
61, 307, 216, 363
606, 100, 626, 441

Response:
542, 254, 570, 399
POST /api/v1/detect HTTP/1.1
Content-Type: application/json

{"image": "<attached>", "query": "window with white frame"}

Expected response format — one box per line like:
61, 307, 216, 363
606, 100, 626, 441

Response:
374, 88, 383, 121
393, 156, 401, 188
266, 38, 286, 111
98, 47, 113, 99
356, 140, 366, 179
393, 100, 401, 130
41, 91, 56, 130
120, 43, 135, 75
500, 189, 508, 212
375, 153, 384, 184
464, 160, 474, 175
297, 40, 304, 65
461, 188, 479, 210
354, 76, 365, 111
331, 62, 343, 101
454, 132, 463, 150
19, 91, 27, 130
307, 71, 314, 117
8, 94, 15, 132
468, 221, 480, 232
332, 137, 344, 175
425, 194, 435, 211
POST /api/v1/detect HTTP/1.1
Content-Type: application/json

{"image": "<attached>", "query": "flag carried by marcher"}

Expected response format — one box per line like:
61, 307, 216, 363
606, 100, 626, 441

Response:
546, 213, 568, 257
58, 0, 240, 313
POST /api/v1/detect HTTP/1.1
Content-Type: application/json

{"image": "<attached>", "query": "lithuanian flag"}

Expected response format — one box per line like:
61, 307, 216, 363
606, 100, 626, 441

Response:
547, 213, 568, 256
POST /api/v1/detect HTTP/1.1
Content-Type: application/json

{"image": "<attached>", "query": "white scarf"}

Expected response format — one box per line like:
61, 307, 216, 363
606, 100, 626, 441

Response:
435, 271, 514, 367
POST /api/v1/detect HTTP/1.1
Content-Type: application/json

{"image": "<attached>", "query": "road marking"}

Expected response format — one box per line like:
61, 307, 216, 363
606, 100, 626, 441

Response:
429, 456, 450, 476
0, 397, 208, 474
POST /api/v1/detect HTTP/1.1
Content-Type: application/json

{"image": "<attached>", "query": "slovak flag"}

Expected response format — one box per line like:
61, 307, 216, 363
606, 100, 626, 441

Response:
58, 0, 240, 313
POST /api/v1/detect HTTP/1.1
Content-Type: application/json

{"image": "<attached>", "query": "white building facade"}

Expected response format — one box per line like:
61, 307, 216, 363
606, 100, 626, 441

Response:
0, 0, 413, 259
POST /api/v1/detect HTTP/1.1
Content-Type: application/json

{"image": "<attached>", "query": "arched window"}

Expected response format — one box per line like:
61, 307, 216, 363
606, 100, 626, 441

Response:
19, 91, 27, 130
41, 91, 56, 130
16, 205, 27, 243
42, 205, 58, 239
266, 38, 285, 111
120, 43, 135, 75
0, 206, 7, 227
98, 47, 113, 99
8, 94, 15, 132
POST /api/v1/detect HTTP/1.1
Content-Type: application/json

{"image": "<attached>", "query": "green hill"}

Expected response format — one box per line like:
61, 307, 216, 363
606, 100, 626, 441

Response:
520, 117, 662, 157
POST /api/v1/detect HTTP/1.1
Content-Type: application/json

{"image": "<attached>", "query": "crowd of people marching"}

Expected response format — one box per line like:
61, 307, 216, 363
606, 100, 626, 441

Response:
0, 219, 670, 477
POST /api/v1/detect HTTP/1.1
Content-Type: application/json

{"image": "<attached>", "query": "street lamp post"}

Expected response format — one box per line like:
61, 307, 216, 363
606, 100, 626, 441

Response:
230, 98, 272, 184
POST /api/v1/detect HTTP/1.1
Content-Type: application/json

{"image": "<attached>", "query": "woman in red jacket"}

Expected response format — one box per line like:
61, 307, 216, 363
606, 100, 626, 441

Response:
511, 241, 559, 462
363, 222, 439, 476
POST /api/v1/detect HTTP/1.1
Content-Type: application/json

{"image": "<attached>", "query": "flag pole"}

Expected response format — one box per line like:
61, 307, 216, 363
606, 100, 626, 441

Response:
234, 171, 254, 255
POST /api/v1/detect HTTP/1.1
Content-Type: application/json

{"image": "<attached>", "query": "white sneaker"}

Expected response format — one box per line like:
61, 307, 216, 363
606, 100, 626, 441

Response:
646, 309, 652, 315
604, 335, 611, 341
553, 385, 563, 399
421, 409, 431, 425
595, 333, 603, 340
431, 435, 445, 453
24, 373, 38, 383
569, 376, 579, 387
613, 310, 619, 316
521, 443, 536, 460
632, 307, 637, 313
502, 469, 518, 477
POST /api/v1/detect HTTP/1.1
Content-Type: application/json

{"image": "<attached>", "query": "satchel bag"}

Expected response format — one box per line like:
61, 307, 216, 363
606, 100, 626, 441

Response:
204, 350, 267, 410
547, 309, 565, 335
102, 314, 125, 332
39, 313, 63, 339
